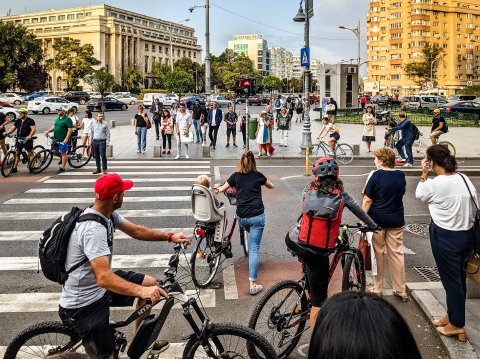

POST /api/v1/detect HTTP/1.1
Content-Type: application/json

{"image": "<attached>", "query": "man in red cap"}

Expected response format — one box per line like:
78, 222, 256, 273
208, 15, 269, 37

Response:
58, 173, 189, 358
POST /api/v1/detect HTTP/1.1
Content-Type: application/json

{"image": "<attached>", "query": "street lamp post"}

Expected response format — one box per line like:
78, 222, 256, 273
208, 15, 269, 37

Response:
169, 19, 190, 71
339, 20, 361, 103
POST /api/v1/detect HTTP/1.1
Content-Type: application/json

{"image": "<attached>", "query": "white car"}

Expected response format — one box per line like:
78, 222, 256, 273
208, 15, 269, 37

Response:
114, 94, 139, 105
27, 96, 80, 115
88, 92, 102, 99
143, 93, 174, 108
0, 106, 20, 120
210, 95, 232, 108
0, 93, 25, 105
164, 93, 179, 102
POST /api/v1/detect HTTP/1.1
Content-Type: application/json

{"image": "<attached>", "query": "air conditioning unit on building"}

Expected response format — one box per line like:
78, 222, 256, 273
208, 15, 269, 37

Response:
347, 67, 357, 74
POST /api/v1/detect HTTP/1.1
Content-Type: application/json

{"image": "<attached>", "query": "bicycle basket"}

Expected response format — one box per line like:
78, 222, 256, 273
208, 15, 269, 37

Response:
224, 187, 237, 206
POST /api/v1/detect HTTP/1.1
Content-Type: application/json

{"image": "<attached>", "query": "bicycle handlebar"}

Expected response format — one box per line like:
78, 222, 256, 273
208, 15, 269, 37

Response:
340, 223, 379, 232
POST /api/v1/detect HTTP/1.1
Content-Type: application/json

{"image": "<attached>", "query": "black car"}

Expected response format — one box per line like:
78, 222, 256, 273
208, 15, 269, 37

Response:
247, 95, 265, 106
438, 101, 480, 116
62, 91, 91, 105
235, 96, 247, 104
87, 97, 128, 111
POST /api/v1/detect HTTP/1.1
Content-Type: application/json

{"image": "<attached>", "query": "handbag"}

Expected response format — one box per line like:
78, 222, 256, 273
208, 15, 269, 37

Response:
358, 233, 372, 271
467, 252, 480, 283
180, 131, 194, 144
146, 120, 152, 129
459, 173, 480, 252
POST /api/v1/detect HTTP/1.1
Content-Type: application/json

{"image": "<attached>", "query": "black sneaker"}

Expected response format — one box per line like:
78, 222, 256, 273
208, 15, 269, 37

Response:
233, 144, 238, 148
226, 143, 230, 148
56, 168, 65, 174
151, 339, 170, 354
11, 168, 18, 174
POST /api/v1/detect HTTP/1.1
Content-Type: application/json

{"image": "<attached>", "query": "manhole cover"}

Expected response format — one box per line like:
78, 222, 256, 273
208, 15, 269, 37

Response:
405, 224, 429, 237
412, 266, 441, 282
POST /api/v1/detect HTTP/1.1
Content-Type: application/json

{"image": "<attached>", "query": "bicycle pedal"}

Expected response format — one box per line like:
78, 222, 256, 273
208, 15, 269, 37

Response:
225, 250, 233, 258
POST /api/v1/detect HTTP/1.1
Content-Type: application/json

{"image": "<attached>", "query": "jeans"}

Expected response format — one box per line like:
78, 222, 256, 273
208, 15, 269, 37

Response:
240, 123, 246, 146
136, 127, 147, 152
176, 133, 189, 156
395, 137, 414, 164
237, 213, 266, 282
92, 139, 107, 171
193, 119, 202, 142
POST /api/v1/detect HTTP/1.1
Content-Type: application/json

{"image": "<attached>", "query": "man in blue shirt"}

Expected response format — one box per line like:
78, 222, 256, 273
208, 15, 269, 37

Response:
392, 113, 414, 167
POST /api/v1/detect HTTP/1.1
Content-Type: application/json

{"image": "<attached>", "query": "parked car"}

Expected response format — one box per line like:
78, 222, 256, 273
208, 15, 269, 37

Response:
407, 95, 447, 110
143, 93, 175, 108
111, 92, 131, 98
86, 97, 128, 111
27, 97, 79, 114
164, 93, 179, 101
0, 106, 20, 121
309, 94, 320, 104
210, 95, 232, 108
247, 95, 266, 106
24, 92, 46, 101
180, 95, 206, 109
0, 101, 14, 108
438, 101, 480, 116
447, 94, 477, 102
235, 96, 247, 104
114, 94, 139, 105
88, 92, 103, 99
62, 91, 91, 105
0, 93, 25, 105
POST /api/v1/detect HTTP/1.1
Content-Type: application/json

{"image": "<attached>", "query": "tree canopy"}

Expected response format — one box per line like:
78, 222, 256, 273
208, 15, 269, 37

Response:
85, 68, 116, 96
404, 44, 443, 87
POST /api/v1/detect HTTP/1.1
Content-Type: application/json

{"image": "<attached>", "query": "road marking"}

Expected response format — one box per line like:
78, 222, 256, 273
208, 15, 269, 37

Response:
214, 166, 221, 182
0, 209, 192, 221
59, 171, 211, 176
25, 186, 191, 193
89, 160, 210, 164
223, 265, 239, 300
36, 176, 50, 183
403, 245, 416, 255
0, 290, 215, 313
44, 177, 198, 184
5, 196, 191, 205
0, 228, 194, 242
83, 165, 210, 169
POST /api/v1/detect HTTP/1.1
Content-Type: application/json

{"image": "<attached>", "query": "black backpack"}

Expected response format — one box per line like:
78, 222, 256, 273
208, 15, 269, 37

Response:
38, 207, 110, 285
411, 122, 420, 140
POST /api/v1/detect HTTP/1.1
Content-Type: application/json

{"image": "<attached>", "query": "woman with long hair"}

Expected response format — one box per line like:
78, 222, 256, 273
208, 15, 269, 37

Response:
255, 111, 271, 157
215, 151, 274, 295
81, 110, 94, 158
362, 105, 376, 152
160, 109, 173, 155
134, 105, 150, 154
416, 145, 476, 341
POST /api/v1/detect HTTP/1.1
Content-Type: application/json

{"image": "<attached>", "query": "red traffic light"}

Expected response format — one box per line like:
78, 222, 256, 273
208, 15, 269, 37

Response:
236, 81, 243, 88
243, 80, 250, 86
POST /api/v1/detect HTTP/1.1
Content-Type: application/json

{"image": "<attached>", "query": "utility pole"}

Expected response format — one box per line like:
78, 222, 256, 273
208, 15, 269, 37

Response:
204, 0, 211, 98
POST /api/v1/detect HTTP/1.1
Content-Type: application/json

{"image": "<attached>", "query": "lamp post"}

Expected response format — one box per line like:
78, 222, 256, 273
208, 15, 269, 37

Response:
169, 18, 190, 70
339, 20, 361, 103
430, 57, 442, 88
294, 0, 313, 155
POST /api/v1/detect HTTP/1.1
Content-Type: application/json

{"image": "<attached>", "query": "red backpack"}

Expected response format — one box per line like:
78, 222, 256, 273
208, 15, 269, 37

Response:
298, 189, 343, 249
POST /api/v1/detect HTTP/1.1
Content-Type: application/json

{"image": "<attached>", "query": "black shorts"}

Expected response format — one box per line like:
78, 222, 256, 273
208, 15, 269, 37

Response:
304, 256, 330, 307
226, 125, 236, 136
59, 270, 145, 358
0, 133, 5, 141
329, 133, 340, 141
16, 139, 33, 152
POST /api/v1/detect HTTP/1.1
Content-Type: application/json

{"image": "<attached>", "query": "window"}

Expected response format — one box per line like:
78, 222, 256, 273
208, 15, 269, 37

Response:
49, 16, 56, 22
391, 74, 401, 80
145, 44, 149, 51
40, 17, 47, 23
152, 45, 156, 52
23, 19, 30, 24
67, 14, 75, 20
31, 18, 38, 23
58, 15, 65, 21
77, 13, 84, 19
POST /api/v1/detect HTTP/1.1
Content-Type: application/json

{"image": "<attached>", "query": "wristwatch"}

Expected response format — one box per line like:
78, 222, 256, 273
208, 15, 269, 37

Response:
167, 233, 174, 242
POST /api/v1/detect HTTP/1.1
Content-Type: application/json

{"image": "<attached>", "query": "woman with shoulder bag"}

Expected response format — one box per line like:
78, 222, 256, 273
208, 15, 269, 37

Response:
134, 105, 150, 154
256, 111, 271, 157
416, 145, 476, 342
160, 109, 173, 155
362, 105, 376, 153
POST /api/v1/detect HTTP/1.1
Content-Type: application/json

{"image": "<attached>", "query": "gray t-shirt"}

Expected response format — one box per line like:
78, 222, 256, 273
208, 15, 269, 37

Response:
59, 208, 125, 309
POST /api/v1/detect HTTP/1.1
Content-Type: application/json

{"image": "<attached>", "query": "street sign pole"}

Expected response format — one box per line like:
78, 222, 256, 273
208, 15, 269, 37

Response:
300, 1, 312, 155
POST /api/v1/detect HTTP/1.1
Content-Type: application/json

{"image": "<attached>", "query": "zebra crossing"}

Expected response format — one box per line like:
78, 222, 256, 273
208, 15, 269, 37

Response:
0, 158, 242, 356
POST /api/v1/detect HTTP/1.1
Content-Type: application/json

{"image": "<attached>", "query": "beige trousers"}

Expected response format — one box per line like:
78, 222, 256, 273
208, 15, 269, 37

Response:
372, 227, 407, 293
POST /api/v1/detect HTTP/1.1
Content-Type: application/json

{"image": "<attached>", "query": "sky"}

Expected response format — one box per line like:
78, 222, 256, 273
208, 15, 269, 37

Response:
0, 0, 370, 72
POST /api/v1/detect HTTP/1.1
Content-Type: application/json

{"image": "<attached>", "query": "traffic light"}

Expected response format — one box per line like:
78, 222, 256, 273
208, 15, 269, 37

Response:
235, 78, 258, 96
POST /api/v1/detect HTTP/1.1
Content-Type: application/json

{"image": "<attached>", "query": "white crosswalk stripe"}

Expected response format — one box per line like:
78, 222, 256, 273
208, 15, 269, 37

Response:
25, 186, 191, 193
4, 196, 191, 204
44, 177, 198, 184
0, 209, 193, 220
59, 171, 210, 176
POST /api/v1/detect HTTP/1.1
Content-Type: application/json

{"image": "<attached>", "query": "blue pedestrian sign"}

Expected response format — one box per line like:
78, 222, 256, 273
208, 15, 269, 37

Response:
300, 47, 310, 67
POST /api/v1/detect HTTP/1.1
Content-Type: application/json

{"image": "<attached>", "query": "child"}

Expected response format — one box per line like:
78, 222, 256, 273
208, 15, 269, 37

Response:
316, 116, 340, 155
195, 174, 222, 208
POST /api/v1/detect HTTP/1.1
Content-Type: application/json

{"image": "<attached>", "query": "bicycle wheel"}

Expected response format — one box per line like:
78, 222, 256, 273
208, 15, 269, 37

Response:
341, 251, 366, 292
413, 140, 427, 157
190, 235, 222, 288
33, 145, 45, 153
440, 141, 456, 157
334, 143, 354, 165
183, 323, 278, 359
29, 149, 53, 174
3, 321, 84, 359
68, 145, 91, 169
240, 226, 249, 257
1, 150, 16, 177
248, 280, 308, 359
311, 144, 326, 164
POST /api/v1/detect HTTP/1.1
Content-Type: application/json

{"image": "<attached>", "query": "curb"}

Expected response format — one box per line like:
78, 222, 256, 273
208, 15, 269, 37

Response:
407, 283, 479, 359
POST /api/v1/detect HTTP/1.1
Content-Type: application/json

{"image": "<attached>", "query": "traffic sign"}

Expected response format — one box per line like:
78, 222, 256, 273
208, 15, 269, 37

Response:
467, 80, 473, 86
300, 47, 310, 67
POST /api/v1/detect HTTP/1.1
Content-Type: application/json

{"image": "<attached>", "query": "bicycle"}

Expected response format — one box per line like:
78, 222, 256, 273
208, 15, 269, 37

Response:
190, 188, 249, 288
4, 244, 278, 359
1, 135, 45, 177
248, 224, 372, 359
311, 138, 354, 165
29, 133, 92, 174
413, 132, 456, 157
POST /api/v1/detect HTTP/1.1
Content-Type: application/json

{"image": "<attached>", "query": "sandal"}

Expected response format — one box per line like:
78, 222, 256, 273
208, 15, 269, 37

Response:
249, 284, 264, 296
393, 290, 410, 302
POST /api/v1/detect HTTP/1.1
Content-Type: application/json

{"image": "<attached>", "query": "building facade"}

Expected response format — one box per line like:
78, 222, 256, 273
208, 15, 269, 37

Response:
366, 0, 480, 96
268, 47, 293, 79
228, 34, 269, 75
0, 4, 202, 90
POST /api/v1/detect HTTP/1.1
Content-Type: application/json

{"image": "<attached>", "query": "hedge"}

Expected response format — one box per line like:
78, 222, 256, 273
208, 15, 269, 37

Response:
138, 89, 169, 100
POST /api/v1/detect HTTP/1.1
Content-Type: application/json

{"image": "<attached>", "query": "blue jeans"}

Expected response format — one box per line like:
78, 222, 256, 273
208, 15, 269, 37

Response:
193, 119, 202, 142
238, 213, 266, 282
396, 137, 414, 164
92, 139, 107, 170
136, 127, 147, 152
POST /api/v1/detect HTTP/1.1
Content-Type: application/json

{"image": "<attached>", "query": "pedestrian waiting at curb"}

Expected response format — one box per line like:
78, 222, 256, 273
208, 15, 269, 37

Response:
274, 94, 283, 120
200, 101, 211, 147
207, 101, 222, 150
44, 107, 72, 174
81, 110, 94, 158
362, 105, 376, 153
256, 110, 271, 157
160, 109, 173, 155
391, 113, 414, 167
191, 99, 203, 144
134, 105, 150, 154
239, 109, 249, 149
224, 105, 238, 148
276, 107, 291, 147
295, 95, 304, 123
150, 98, 164, 141
175, 103, 192, 160
416, 145, 476, 342
91, 112, 110, 175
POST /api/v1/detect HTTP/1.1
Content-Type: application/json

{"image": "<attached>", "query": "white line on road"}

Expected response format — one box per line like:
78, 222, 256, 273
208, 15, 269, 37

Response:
36, 176, 50, 183
223, 265, 239, 300
214, 166, 220, 182
25, 186, 191, 193
59, 171, 211, 176
5, 196, 190, 205
44, 178, 197, 184
92, 160, 210, 164
0, 209, 192, 221
83, 165, 210, 169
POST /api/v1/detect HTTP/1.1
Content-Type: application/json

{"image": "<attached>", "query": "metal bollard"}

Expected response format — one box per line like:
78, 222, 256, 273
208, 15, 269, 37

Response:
305, 147, 310, 176
131, 118, 135, 126
202, 145, 211, 158
106, 144, 113, 157
153, 145, 162, 158
109, 120, 116, 128
353, 144, 360, 156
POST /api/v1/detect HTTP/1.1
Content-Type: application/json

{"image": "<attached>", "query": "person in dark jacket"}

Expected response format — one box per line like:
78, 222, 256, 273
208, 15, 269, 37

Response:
391, 113, 414, 167
150, 98, 163, 140
326, 98, 338, 123
191, 99, 203, 143
207, 101, 223, 150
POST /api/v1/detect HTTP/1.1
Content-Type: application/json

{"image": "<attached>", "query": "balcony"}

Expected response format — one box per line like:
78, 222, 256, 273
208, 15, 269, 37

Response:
390, 59, 403, 65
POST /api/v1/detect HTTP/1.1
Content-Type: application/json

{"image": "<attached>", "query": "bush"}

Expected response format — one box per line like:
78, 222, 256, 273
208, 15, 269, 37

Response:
112, 84, 127, 92
138, 88, 168, 100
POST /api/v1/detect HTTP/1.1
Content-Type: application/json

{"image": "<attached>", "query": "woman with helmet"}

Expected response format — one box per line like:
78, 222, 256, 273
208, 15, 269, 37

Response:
287, 157, 377, 327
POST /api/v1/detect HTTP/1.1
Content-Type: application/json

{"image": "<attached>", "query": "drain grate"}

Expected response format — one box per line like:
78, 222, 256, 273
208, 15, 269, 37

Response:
405, 224, 430, 237
412, 266, 441, 282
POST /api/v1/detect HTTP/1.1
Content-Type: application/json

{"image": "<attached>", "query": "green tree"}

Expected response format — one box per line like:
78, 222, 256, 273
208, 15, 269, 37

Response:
163, 69, 194, 94
17, 63, 49, 92
460, 85, 480, 97
261, 75, 283, 91
150, 62, 171, 89
85, 68, 116, 96
46, 38, 100, 90
288, 78, 302, 92
404, 44, 443, 87
0, 22, 44, 91
123, 66, 143, 91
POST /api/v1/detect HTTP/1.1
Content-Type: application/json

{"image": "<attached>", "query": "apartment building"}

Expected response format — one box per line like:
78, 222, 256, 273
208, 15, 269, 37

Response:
268, 47, 293, 79
0, 4, 202, 90
228, 34, 269, 75
365, 0, 480, 96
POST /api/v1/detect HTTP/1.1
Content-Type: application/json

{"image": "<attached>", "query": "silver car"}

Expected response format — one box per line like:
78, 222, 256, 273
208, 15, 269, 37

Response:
210, 95, 232, 108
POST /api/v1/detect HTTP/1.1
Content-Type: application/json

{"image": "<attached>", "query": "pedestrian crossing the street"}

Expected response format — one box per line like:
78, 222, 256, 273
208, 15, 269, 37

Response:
0, 158, 243, 355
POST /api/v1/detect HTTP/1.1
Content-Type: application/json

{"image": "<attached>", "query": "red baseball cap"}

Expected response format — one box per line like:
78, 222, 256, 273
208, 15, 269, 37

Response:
94, 173, 134, 200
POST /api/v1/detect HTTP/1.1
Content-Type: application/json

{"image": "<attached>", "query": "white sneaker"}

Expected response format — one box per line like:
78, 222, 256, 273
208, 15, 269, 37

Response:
175, 155, 180, 160
185, 154, 190, 159
403, 163, 413, 167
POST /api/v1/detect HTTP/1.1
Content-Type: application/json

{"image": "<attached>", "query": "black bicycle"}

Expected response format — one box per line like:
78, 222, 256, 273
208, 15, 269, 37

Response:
1, 136, 44, 177
29, 133, 92, 174
248, 224, 371, 359
4, 244, 278, 359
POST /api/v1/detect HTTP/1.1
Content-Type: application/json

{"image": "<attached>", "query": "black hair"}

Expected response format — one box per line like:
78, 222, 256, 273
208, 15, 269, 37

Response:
426, 144, 457, 173
308, 292, 421, 359
311, 176, 344, 193
85, 110, 92, 119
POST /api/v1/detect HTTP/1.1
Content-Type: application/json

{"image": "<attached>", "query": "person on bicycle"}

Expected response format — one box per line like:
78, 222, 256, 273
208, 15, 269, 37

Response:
430, 108, 447, 145
0, 111, 13, 165
286, 157, 377, 328
316, 116, 340, 155
44, 107, 73, 174
3, 108, 36, 174
58, 173, 189, 359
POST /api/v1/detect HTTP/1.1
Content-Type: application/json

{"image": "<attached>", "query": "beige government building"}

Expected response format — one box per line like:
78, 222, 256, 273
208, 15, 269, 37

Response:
0, 4, 202, 90
365, 0, 480, 96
